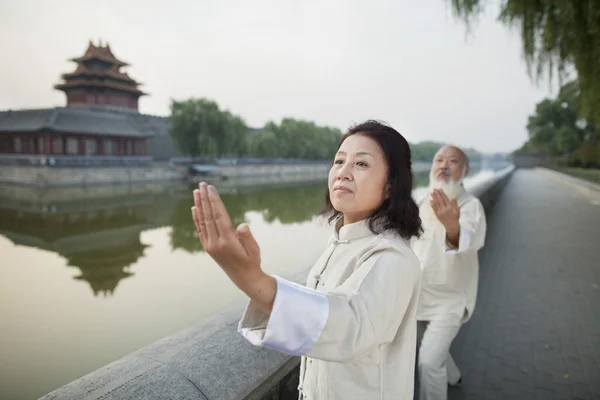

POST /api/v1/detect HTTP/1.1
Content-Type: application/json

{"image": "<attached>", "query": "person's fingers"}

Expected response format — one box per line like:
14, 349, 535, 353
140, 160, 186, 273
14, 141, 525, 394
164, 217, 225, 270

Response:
430, 199, 439, 215
451, 198, 459, 210
199, 182, 219, 245
207, 185, 234, 236
193, 189, 207, 242
438, 190, 451, 207
191, 206, 201, 232
236, 223, 260, 257
431, 190, 442, 208
191, 206, 206, 244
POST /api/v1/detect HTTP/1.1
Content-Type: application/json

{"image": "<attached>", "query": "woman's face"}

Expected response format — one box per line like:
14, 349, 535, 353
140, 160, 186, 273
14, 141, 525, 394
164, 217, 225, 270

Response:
328, 134, 389, 225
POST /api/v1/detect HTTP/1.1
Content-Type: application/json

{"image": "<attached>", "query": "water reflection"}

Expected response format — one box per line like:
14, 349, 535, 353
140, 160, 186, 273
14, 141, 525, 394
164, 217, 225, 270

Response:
0, 200, 152, 296
169, 182, 327, 253
0, 164, 502, 298
0, 179, 331, 296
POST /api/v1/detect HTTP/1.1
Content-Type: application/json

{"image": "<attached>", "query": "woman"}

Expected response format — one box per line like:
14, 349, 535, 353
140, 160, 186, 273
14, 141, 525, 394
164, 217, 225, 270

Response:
191, 120, 423, 399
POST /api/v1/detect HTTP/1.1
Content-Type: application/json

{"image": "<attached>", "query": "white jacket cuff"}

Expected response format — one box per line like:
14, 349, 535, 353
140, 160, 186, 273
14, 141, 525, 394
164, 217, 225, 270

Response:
237, 275, 329, 356
444, 224, 471, 254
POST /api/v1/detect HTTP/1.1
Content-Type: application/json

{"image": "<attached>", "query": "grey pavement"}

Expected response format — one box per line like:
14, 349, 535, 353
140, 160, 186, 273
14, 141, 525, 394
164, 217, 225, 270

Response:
448, 169, 600, 400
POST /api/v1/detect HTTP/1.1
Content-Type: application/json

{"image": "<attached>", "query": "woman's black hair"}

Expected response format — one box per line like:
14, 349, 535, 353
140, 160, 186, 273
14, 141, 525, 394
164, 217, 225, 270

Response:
320, 120, 423, 240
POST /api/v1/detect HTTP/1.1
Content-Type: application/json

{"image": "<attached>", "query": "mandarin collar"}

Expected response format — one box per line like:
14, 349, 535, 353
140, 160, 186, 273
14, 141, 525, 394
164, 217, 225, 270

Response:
333, 217, 375, 243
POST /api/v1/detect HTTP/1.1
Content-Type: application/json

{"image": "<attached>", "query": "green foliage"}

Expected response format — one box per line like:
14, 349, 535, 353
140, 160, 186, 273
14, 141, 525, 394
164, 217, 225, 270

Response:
168, 98, 249, 159
248, 119, 341, 159
410, 141, 482, 162
448, 0, 600, 125
169, 98, 484, 162
247, 130, 279, 158
410, 141, 443, 162
518, 79, 600, 167
169, 98, 342, 160
562, 167, 600, 184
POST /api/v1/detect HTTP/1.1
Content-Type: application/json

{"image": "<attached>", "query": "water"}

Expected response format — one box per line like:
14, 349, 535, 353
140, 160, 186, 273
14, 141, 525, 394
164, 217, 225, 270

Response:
0, 162, 508, 400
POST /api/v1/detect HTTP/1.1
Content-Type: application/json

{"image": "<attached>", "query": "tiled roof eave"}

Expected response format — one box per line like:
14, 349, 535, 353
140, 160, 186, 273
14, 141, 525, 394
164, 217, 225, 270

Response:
54, 82, 146, 96
0, 127, 155, 138
45, 126, 156, 138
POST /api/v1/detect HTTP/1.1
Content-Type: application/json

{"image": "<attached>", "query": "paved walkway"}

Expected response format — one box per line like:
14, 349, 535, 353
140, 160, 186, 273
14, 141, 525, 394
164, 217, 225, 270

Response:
448, 169, 600, 400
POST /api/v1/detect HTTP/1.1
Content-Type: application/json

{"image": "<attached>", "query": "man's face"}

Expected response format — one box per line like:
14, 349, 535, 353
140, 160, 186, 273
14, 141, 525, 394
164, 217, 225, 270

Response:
431, 146, 467, 184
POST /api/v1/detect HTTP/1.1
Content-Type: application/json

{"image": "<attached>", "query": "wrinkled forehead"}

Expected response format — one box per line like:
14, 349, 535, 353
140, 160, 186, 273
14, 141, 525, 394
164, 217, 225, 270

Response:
434, 146, 466, 163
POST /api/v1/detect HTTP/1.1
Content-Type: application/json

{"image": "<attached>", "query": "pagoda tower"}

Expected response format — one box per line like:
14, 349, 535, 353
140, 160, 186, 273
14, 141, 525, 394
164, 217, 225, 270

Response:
54, 40, 147, 110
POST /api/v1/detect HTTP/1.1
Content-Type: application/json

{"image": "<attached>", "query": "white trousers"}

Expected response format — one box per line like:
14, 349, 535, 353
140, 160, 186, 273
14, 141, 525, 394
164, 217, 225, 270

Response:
417, 319, 462, 400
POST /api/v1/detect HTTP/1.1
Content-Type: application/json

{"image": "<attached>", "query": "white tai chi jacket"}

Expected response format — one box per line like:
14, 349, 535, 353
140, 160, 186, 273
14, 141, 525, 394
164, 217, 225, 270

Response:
411, 188, 487, 324
238, 218, 422, 400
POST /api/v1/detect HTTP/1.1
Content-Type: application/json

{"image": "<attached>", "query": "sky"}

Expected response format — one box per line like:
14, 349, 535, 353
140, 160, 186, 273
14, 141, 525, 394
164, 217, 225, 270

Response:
0, 0, 561, 153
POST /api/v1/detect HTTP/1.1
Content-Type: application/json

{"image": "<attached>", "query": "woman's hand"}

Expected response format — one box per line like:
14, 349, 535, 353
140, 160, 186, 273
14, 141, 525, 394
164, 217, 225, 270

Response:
191, 182, 276, 313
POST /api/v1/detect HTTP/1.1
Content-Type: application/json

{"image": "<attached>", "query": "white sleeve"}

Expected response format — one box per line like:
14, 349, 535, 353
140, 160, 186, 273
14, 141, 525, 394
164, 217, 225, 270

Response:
238, 249, 421, 363
238, 276, 329, 356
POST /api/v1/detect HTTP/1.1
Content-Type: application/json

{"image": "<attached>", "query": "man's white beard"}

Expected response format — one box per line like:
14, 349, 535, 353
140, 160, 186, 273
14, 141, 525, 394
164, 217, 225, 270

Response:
428, 171, 465, 200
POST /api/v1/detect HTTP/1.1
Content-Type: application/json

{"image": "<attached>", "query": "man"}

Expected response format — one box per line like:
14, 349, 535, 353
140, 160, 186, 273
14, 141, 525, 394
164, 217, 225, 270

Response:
411, 145, 487, 400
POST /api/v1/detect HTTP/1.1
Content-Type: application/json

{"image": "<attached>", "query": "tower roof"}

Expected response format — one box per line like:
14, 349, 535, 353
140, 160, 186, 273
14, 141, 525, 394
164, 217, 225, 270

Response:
70, 40, 129, 66
60, 64, 140, 85
54, 40, 147, 109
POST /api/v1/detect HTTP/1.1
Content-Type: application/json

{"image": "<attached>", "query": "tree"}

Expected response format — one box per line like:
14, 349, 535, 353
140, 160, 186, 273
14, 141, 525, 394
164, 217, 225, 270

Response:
526, 80, 589, 156
448, 0, 600, 125
248, 118, 341, 159
409, 141, 482, 162
248, 130, 279, 158
518, 79, 599, 166
168, 99, 204, 159
168, 98, 249, 159
410, 141, 445, 161
222, 111, 249, 157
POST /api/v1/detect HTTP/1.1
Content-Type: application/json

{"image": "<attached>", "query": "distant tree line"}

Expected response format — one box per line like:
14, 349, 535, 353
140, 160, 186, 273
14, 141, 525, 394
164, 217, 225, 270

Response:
410, 140, 482, 163
168, 98, 249, 159
168, 98, 341, 160
515, 80, 599, 168
168, 97, 482, 162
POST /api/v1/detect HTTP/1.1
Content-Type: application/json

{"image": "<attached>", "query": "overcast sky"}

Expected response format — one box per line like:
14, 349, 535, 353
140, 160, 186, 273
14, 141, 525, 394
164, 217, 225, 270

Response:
0, 0, 560, 153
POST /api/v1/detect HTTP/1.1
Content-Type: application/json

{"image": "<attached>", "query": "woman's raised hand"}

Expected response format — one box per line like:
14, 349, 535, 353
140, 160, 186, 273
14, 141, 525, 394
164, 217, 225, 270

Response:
191, 182, 276, 313
192, 182, 261, 276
